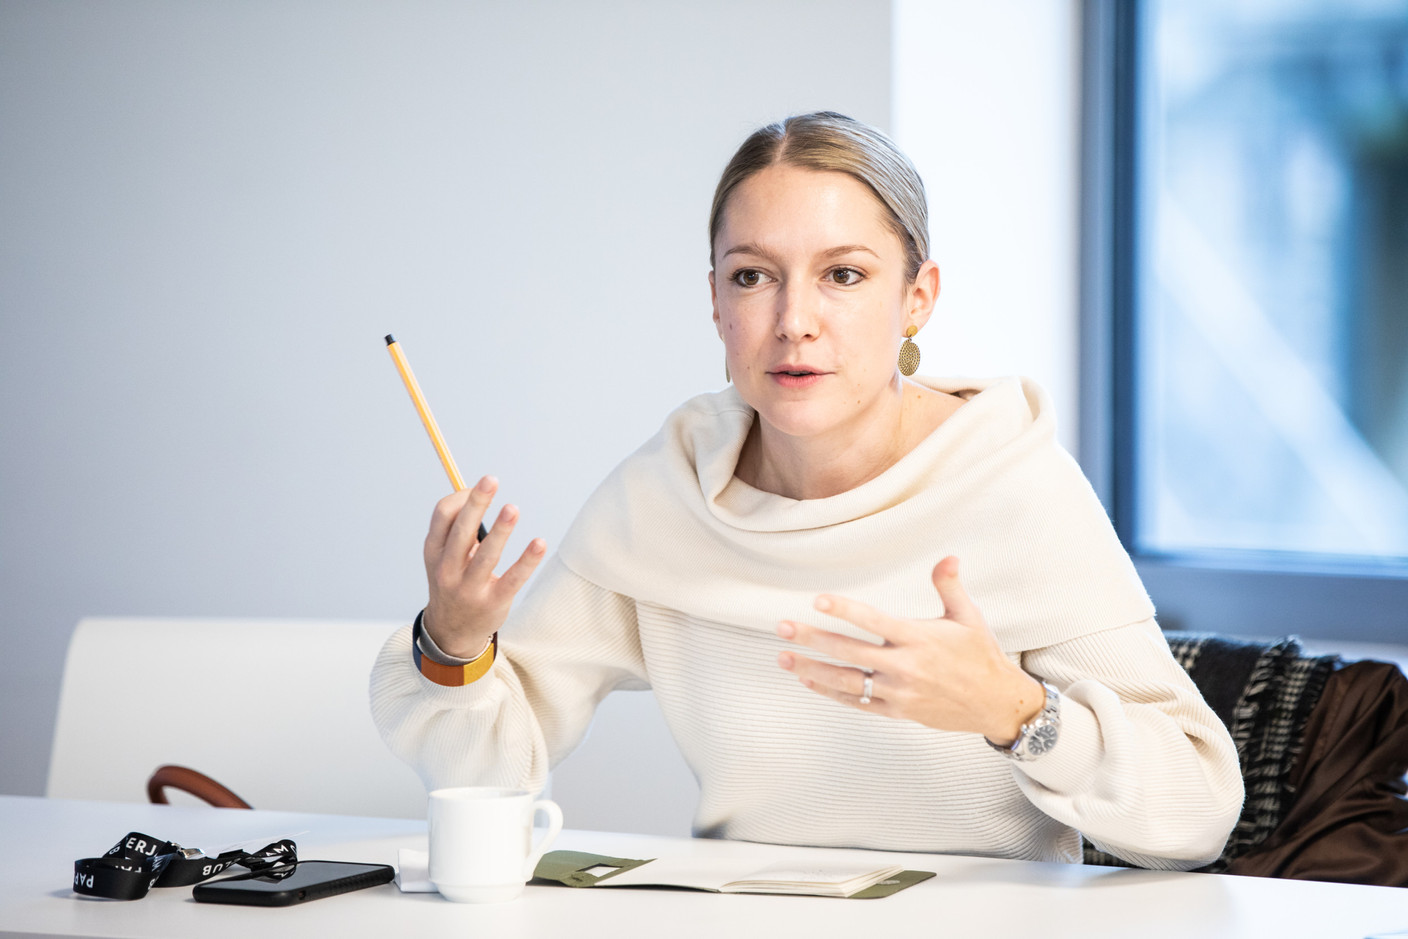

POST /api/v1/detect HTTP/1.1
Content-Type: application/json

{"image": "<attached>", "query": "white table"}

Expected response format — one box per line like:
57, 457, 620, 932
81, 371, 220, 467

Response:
1, 796, 1405, 939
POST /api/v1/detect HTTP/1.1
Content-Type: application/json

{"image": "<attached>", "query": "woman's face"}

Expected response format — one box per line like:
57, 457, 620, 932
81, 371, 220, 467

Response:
711, 163, 938, 446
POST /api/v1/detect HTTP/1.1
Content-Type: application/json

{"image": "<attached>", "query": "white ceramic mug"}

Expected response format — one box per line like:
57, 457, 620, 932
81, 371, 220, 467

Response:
427, 786, 564, 903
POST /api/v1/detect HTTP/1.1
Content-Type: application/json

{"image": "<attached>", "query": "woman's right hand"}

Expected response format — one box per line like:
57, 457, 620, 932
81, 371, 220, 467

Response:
422, 475, 547, 659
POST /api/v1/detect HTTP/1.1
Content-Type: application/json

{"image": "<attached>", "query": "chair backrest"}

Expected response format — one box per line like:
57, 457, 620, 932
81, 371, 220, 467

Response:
47, 617, 426, 819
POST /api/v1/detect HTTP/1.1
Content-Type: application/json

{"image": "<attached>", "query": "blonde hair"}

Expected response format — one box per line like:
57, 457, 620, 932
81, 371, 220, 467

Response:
708, 111, 930, 281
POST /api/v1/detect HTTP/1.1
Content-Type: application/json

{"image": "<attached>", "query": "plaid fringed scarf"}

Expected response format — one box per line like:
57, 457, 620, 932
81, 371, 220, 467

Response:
1083, 634, 1340, 871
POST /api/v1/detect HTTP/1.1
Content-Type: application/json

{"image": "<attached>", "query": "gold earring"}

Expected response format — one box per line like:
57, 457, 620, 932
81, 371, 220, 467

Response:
725, 358, 731, 383
898, 326, 920, 376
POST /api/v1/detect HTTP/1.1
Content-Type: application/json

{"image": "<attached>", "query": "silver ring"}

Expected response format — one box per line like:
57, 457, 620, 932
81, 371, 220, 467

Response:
860, 675, 874, 705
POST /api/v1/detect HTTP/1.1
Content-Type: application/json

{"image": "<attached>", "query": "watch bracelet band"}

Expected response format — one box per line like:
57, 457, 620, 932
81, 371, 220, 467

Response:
988, 679, 1060, 762
411, 610, 497, 686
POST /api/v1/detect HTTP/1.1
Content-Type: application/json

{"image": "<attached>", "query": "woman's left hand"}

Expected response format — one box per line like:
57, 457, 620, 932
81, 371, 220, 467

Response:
776, 556, 1046, 746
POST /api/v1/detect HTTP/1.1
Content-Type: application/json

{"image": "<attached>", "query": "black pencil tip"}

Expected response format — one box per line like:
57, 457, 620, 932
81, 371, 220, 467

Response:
384, 334, 395, 345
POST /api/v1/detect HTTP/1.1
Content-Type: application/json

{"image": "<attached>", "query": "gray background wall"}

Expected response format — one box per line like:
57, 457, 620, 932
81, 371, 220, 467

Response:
0, 0, 892, 825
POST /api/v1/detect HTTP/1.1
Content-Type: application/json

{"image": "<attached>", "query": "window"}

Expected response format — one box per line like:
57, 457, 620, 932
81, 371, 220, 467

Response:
1082, 0, 1408, 642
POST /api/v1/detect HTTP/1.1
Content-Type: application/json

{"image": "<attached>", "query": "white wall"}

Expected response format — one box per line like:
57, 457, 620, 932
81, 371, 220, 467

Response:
0, 0, 890, 833
893, 0, 1082, 449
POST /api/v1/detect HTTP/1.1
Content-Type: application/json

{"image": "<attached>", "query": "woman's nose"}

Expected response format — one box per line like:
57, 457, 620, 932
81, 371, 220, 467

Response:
775, 282, 820, 340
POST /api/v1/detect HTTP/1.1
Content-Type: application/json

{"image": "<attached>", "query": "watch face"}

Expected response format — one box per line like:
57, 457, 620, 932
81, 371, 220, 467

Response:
1027, 722, 1058, 757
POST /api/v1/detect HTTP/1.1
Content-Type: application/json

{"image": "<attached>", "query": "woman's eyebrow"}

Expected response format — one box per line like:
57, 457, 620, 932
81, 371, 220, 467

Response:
720, 242, 778, 262
819, 244, 879, 260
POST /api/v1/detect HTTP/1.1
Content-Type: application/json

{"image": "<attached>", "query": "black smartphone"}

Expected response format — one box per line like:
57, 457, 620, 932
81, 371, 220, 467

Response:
192, 860, 395, 907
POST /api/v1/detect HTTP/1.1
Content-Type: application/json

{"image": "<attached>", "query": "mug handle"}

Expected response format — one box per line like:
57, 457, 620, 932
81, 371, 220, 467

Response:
523, 799, 564, 880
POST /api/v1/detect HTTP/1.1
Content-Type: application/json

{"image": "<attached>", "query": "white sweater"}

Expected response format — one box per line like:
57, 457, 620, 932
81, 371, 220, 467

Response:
371, 377, 1243, 868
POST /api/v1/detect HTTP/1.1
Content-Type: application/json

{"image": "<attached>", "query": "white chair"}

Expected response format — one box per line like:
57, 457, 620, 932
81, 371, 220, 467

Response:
47, 617, 427, 819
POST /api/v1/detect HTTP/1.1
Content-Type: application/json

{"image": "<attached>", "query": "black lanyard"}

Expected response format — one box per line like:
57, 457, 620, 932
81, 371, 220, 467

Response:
73, 831, 298, 900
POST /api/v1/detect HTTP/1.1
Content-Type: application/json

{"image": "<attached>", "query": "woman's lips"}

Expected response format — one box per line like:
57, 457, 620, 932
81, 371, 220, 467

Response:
769, 368, 827, 389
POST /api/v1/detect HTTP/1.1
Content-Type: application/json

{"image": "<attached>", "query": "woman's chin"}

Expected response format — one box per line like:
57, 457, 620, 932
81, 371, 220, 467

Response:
753, 404, 850, 443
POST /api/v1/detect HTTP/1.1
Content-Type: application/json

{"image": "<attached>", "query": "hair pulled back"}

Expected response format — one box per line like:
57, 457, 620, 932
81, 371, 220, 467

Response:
708, 112, 930, 282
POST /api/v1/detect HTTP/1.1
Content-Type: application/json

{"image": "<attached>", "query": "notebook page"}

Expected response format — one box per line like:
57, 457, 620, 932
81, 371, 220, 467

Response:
593, 855, 744, 891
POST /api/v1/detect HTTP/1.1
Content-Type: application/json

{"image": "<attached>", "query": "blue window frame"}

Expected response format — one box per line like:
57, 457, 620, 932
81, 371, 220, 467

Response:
1080, 0, 1408, 643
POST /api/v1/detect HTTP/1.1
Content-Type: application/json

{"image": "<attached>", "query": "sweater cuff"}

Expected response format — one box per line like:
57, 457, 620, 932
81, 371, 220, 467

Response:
1007, 691, 1102, 792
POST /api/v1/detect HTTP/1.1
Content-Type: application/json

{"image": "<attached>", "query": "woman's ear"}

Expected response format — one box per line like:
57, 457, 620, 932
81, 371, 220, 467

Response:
906, 260, 940, 332
710, 270, 723, 338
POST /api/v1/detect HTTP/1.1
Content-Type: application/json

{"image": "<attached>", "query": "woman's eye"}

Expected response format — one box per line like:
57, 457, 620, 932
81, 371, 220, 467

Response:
830, 267, 864, 285
732, 269, 763, 287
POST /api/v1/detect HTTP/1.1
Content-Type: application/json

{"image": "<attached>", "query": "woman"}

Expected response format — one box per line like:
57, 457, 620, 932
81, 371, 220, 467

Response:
372, 112, 1243, 867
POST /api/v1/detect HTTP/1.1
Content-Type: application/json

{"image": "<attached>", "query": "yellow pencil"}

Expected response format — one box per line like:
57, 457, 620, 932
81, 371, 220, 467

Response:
385, 334, 486, 539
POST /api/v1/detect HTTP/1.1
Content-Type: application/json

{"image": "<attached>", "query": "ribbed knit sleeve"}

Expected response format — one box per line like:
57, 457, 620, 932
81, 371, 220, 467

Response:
1016, 619, 1244, 869
368, 555, 648, 795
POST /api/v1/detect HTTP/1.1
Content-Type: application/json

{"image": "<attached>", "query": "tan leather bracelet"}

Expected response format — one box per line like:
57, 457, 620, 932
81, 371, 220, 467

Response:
411, 611, 497, 687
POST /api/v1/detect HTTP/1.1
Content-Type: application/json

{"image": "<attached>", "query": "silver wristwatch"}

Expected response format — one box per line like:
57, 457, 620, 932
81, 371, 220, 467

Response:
988, 680, 1060, 761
